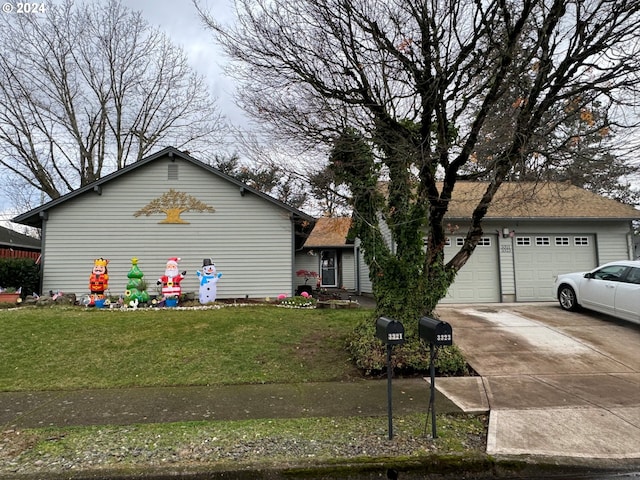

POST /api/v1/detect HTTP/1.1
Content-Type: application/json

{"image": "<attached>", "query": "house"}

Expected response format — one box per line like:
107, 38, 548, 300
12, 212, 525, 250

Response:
0, 225, 41, 261
12, 147, 314, 300
294, 217, 356, 292
297, 182, 639, 303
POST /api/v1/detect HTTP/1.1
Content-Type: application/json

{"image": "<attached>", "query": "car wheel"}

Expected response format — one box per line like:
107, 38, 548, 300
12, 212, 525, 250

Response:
558, 285, 578, 311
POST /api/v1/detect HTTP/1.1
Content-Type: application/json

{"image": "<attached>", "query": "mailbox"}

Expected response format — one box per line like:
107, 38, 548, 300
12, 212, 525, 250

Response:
376, 316, 405, 345
419, 316, 453, 346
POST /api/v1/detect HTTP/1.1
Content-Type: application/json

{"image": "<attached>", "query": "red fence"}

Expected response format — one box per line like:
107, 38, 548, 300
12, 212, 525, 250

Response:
0, 248, 40, 261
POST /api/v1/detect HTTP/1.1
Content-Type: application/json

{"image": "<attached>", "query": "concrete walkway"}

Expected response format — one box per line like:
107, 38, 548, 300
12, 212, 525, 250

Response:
0, 379, 457, 429
433, 304, 640, 461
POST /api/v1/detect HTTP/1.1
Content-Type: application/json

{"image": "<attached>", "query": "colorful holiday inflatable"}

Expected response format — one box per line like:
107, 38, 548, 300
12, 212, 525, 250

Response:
157, 257, 186, 306
197, 258, 222, 304
89, 257, 109, 306
124, 257, 150, 305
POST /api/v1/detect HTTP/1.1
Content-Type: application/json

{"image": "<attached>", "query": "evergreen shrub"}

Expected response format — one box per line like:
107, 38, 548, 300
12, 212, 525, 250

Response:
0, 258, 40, 298
346, 317, 469, 376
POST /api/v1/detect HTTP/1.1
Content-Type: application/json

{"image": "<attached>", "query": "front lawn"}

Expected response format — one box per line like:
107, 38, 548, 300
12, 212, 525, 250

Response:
0, 305, 372, 391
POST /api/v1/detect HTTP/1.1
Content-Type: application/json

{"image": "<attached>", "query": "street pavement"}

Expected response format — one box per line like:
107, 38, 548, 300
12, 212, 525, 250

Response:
1, 301, 639, 468
433, 303, 640, 462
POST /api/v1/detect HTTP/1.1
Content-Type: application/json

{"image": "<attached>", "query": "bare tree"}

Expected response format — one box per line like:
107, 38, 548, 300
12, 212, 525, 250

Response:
211, 152, 309, 209
0, 0, 225, 201
198, 0, 640, 322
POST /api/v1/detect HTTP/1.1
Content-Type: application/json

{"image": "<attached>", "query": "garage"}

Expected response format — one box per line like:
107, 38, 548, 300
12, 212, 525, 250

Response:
306, 183, 637, 303
441, 235, 501, 303
514, 234, 597, 301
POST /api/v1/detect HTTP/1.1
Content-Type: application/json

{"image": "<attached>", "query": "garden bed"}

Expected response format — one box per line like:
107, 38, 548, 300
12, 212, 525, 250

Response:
316, 299, 359, 309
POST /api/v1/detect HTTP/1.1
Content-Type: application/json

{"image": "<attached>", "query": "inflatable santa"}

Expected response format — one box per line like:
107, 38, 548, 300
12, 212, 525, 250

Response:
157, 257, 186, 303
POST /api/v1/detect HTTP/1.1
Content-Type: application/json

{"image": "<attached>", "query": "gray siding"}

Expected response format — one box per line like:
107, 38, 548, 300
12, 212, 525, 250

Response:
594, 223, 634, 263
356, 241, 373, 294
341, 249, 356, 290
294, 252, 319, 290
41, 158, 295, 299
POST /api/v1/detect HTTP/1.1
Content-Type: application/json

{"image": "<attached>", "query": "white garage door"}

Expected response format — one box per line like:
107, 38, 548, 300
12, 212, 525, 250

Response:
514, 234, 597, 301
441, 235, 500, 303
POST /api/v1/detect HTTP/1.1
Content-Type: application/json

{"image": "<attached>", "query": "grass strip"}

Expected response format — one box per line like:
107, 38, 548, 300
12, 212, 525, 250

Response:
0, 413, 487, 476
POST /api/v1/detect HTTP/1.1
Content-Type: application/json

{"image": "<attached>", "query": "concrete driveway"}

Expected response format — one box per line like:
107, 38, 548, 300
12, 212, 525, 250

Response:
433, 303, 640, 462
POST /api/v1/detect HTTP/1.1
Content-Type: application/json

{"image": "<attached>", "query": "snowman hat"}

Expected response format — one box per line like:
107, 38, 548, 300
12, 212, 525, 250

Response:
166, 257, 181, 266
202, 258, 215, 267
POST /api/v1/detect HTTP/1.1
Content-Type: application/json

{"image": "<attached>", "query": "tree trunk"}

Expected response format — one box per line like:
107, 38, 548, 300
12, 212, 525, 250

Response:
160, 208, 189, 224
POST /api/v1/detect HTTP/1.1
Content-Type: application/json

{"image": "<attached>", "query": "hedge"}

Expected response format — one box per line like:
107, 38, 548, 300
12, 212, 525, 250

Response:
0, 257, 40, 297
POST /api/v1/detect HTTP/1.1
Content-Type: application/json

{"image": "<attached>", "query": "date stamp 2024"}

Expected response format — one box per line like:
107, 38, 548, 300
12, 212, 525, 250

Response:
2, 2, 47, 14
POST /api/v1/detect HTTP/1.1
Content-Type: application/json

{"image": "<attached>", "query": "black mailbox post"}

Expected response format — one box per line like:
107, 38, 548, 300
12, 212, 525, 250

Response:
375, 316, 405, 440
418, 316, 453, 439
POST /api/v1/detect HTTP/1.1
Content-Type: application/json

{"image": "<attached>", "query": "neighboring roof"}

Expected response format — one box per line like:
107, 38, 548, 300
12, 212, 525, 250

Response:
0, 225, 40, 250
12, 147, 315, 228
303, 217, 353, 248
445, 182, 639, 220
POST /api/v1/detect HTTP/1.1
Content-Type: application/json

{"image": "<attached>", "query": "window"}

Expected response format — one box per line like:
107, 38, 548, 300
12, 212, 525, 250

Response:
516, 237, 531, 246
536, 237, 550, 246
428, 237, 452, 249
574, 237, 589, 246
593, 265, 627, 281
624, 268, 640, 285
555, 237, 569, 246
320, 250, 337, 287
478, 237, 491, 246
455, 237, 490, 246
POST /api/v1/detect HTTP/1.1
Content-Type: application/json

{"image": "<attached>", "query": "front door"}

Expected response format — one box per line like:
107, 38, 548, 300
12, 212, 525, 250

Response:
320, 250, 337, 287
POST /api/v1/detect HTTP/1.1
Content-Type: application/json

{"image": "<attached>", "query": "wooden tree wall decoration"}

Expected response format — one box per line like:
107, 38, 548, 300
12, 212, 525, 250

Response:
133, 189, 215, 224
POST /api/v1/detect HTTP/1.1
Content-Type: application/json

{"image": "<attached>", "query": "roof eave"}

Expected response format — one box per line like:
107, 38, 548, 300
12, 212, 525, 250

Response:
303, 244, 353, 249
446, 216, 638, 222
12, 146, 315, 227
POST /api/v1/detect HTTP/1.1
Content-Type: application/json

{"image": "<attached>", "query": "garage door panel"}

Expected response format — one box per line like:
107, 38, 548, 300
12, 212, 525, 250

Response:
516, 286, 535, 298
442, 236, 500, 303
536, 253, 554, 263
514, 234, 596, 301
537, 286, 555, 298
518, 271, 534, 281
535, 269, 556, 281
476, 272, 496, 281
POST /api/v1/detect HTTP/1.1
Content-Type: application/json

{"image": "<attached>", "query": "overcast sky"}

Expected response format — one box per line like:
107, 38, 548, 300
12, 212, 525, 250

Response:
119, 0, 245, 124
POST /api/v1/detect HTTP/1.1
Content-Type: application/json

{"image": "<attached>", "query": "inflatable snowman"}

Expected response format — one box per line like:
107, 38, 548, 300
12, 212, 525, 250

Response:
197, 258, 222, 304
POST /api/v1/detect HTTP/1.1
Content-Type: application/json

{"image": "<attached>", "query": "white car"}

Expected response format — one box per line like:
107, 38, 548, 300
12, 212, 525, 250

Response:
554, 260, 640, 324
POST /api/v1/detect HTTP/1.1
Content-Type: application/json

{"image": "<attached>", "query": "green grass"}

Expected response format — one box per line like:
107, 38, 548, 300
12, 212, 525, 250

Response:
0, 305, 373, 391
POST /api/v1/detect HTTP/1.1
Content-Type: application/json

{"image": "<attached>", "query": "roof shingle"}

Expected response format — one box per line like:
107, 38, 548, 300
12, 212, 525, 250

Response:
446, 182, 638, 219
303, 217, 353, 247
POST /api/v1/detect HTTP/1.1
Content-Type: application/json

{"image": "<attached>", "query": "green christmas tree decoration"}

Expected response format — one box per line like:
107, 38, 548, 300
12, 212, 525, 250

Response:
124, 257, 150, 304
